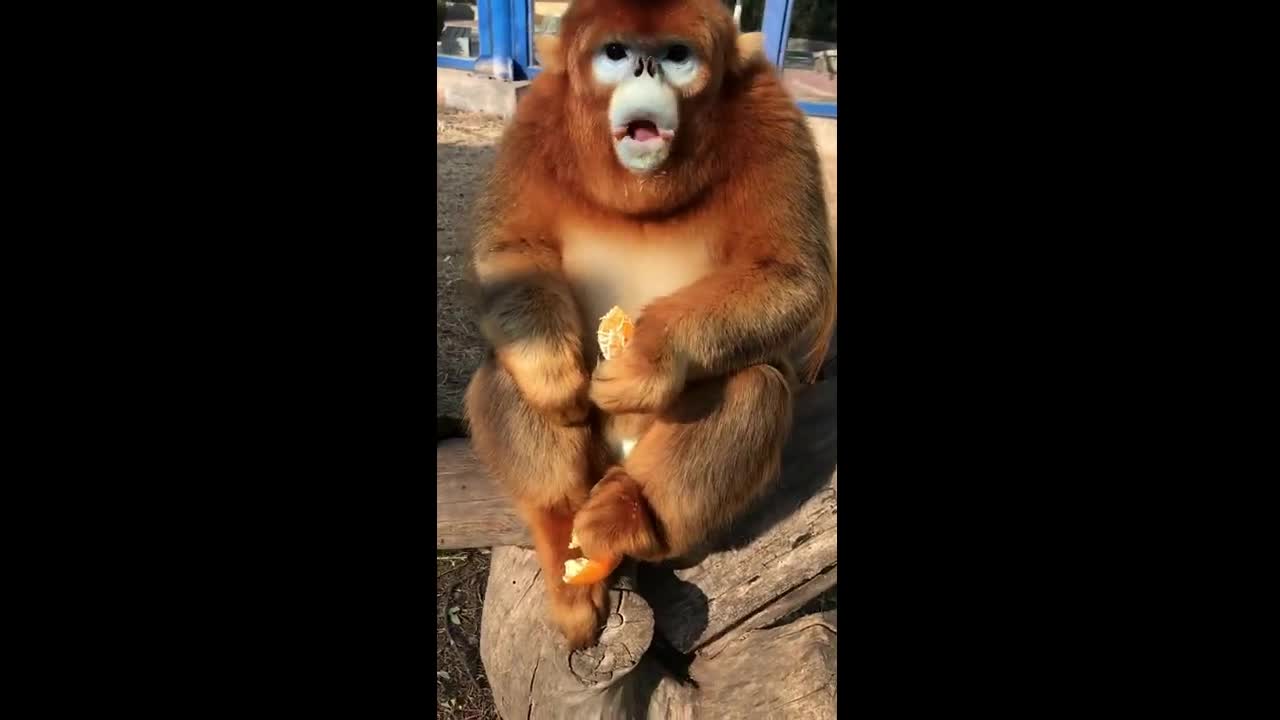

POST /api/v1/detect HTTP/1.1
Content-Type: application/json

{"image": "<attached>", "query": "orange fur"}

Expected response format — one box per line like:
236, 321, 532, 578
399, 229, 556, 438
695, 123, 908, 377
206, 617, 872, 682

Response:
533, 35, 564, 75
463, 0, 834, 649
574, 364, 793, 562
735, 31, 766, 70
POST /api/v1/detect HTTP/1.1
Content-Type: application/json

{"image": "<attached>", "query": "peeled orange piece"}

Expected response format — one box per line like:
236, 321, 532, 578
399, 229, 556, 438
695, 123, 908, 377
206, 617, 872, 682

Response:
562, 530, 622, 585
597, 306, 634, 361
562, 555, 622, 585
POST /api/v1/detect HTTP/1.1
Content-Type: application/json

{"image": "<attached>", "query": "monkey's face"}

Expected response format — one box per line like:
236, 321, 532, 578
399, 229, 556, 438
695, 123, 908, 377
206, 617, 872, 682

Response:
589, 37, 710, 174
554, 0, 731, 177
540, 0, 739, 210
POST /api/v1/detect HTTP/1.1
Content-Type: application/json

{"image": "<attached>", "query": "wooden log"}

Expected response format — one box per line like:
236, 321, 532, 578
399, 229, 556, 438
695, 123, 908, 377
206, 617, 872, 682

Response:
568, 559, 656, 687
697, 564, 836, 660
601, 613, 838, 720
479, 542, 837, 720
690, 611, 837, 718
479, 546, 659, 719
437, 437, 531, 549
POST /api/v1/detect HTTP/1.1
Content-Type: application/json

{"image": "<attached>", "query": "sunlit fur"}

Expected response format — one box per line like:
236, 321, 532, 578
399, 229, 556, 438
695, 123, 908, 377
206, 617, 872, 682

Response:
464, 0, 836, 650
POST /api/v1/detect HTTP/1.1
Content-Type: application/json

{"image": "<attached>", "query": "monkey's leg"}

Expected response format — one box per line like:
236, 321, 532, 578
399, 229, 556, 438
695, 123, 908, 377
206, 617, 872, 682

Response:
464, 356, 608, 649
573, 363, 793, 562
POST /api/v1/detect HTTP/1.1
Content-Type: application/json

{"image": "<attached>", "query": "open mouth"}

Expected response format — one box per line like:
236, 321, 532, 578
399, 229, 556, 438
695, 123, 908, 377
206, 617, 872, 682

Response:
612, 119, 675, 144
608, 111, 677, 172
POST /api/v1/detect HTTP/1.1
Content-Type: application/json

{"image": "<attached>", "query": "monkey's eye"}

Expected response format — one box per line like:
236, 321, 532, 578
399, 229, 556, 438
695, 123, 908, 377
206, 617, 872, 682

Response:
659, 43, 701, 89
593, 42, 635, 84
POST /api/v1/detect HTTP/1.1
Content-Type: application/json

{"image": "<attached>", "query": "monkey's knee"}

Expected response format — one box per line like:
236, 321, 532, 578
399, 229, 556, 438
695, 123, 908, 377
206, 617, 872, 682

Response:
723, 363, 793, 419
714, 363, 793, 482
464, 357, 592, 507
688, 363, 793, 450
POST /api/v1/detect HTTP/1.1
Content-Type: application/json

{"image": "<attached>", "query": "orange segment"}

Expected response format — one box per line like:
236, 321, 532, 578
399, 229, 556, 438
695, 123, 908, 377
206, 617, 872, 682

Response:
597, 306, 634, 360
562, 552, 622, 585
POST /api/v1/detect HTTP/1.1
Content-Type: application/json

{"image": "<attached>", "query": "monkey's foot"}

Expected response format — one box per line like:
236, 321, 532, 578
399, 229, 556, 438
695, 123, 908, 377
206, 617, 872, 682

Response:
550, 580, 609, 650
568, 559, 654, 687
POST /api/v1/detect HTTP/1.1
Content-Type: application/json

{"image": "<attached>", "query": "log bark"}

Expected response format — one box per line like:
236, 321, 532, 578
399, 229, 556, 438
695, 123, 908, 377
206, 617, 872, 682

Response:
478, 546, 837, 719
689, 611, 837, 718
478, 547, 660, 719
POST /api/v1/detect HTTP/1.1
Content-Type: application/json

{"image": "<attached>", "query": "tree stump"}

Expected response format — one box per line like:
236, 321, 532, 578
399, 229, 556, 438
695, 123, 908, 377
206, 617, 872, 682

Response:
439, 373, 837, 719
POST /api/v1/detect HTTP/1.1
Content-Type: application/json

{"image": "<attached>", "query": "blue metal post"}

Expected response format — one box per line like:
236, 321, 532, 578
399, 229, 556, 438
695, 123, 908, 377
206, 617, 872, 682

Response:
760, 0, 794, 68
478, 0, 491, 58
762, 0, 837, 118
475, 0, 515, 81
511, 0, 531, 80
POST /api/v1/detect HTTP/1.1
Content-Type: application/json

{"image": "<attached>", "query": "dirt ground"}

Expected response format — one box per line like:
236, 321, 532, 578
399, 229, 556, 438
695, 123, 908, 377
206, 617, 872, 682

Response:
435, 106, 835, 718
436, 108, 505, 422
436, 107, 505, 719
436, 549, 496, 719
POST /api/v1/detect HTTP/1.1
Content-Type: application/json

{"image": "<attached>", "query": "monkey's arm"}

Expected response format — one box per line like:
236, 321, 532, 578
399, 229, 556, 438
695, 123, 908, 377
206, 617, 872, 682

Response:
469, 182, 589, 424
590, 167, 834, 414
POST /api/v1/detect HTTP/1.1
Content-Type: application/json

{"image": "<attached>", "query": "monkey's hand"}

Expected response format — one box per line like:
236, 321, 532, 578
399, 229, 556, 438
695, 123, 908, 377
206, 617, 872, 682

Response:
572, 468, 665, 563
588, 339, 687, 414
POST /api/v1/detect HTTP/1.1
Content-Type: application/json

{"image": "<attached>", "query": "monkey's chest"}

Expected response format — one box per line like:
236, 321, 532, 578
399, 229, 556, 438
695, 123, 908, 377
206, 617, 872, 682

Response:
559, 224, 714, 348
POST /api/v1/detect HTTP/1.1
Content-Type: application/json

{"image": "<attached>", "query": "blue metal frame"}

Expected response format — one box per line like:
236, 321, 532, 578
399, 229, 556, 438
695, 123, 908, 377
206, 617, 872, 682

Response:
473, 0, 513, 80
512, 0, 531, 77
526, 1, 546, 69
437, 0, 836, 116
478, 0, 491, 58
763, 0, 837, 118
797, 100, 837, 118
761, 0, 795, 67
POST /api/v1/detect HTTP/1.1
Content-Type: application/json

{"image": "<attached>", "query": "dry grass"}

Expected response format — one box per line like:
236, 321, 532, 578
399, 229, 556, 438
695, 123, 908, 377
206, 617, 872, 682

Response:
436, 550, 497, 720
436, 107, 507, 719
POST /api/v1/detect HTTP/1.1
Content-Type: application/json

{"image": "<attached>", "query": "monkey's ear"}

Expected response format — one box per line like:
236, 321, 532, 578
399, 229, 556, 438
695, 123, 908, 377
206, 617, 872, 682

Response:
535, 35, 566, 74
735, 31, 766, 70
